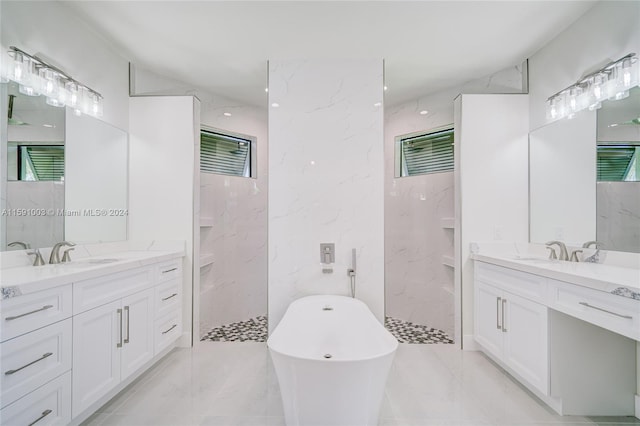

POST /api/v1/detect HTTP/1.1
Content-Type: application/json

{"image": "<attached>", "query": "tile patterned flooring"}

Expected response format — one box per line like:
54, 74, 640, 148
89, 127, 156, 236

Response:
201, 316, 268, 342
385, 317, 454, 344
201, 316, 454, 345
83, 342, 640, 426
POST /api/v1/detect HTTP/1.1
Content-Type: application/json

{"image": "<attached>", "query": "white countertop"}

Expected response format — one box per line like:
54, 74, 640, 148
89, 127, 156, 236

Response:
1, 249, 184, 299
471, 253, 640, 299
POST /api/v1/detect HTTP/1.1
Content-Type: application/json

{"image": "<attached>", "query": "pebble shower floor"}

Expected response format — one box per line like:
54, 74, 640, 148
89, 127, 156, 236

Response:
201, 316, 268, 342
385, 316, 454, 344
201, 315, 453, 344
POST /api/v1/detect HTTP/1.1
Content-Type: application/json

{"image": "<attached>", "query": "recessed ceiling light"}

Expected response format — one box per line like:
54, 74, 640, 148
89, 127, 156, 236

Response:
223, 112, 232, 117
265, 88, 269, 93
42, 124, 55, 128
271, 103, 280, 108
383, 86, 388, 91
419, 110, 428, 115
373, 102, 382, 107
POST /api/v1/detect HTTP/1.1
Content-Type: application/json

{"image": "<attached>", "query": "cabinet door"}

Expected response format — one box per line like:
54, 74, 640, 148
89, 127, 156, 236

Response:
503, 291, 549, 394
121, 288, 155, 381
474, 281, 504, 359
72, 300, 121, 418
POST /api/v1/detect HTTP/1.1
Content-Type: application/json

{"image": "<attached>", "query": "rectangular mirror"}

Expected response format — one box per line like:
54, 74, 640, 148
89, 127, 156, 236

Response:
1, 81, 128, 250
529, 86, 640, 253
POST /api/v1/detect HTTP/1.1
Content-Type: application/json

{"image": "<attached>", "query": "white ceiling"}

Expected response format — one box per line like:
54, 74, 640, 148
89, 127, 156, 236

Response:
64, 1, 596, 107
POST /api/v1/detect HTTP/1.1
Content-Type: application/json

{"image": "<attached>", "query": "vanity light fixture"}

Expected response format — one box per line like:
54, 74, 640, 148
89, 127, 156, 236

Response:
2, 46, 104, 118
546, 52, 639, 121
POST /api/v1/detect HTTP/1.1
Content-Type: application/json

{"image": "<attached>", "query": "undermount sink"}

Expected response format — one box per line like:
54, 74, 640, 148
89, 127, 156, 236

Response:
510, 256, 558, 264
55, 258, 121, 268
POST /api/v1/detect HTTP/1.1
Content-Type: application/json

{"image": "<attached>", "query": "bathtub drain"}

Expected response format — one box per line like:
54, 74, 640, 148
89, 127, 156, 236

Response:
323, 353, 332, 359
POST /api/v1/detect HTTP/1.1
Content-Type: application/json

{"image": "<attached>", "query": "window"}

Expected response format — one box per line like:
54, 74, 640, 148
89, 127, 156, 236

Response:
8, 143, 64, 181
597, 144, 640, 182
395, 127, 454, 177
200, 129, 255, 178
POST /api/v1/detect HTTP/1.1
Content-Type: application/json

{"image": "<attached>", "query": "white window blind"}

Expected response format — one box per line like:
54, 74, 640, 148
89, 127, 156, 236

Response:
200, 130, 252, 177
399, 128, 454, 177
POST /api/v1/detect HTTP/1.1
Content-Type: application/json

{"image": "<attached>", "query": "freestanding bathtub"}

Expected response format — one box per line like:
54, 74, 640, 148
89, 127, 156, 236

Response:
268, 295, 398, 426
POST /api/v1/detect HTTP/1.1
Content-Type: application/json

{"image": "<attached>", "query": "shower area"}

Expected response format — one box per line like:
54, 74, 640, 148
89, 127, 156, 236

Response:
384, 126, 456, 344
198, 122, 268, 343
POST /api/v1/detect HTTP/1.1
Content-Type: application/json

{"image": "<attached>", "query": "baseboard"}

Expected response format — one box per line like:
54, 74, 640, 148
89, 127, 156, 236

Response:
635, 394, 639, 419
462, 334, 479, 351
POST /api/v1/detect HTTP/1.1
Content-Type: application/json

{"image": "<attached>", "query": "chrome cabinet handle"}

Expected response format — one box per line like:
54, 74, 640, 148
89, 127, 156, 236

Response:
162, 324, 177, 335
501, 299, 507, 332
5, 352, 53, 375
117, 309, 123, 348
124, 306, 130, 344
496, 297, 502, 329
162, 267, 177, 274
579, 302, 633, 319
28, 409, 53, 426
5, 305, 54, 321
162, 293, 178, 301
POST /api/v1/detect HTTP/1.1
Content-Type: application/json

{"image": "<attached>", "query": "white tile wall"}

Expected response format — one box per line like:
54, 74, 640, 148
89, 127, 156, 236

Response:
5, 181, 64, 250
597, 182, 640, 253
268, 59, 384, 331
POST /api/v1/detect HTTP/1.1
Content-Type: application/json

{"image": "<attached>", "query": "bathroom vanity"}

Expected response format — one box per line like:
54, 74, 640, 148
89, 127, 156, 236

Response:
472, 252, 639, 416
0, 248, 184, 425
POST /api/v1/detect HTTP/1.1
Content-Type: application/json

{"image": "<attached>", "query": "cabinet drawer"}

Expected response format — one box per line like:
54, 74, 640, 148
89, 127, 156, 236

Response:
155, 279, 181, 319
0, 370, 71, 426
74, 266, 153, 314
1, 285, 72, 342
156, 259, 182, 283
154, 311, 182, 355
475, 262, 547, 302
548, 279, 640, 340
1, 319, 72, 408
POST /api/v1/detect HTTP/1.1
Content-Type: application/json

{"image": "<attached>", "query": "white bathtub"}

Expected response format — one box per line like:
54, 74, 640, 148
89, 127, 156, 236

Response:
268, 295, 398, 426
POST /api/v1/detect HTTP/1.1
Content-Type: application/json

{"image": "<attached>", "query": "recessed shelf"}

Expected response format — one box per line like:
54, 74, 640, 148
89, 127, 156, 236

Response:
200, 217, 214, 227
440, 217, 455, 229
442, 255, 454, 268
200, 253, 215, 267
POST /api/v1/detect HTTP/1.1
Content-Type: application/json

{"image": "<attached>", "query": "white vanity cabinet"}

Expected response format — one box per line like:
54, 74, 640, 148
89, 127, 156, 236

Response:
71, 260, 181, 419
0, 251, 184, 425
0, 284, 73, 425
474, 263, 549, 395
72, 288, 155, 417
474, 258, 638, 416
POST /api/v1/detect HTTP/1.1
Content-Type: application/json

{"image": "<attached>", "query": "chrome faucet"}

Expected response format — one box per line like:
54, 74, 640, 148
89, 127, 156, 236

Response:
545, 241, 569, 261
582, 241, 601, 249
8, 241, 30, 250
582, 241, 602, 263
49, 241, 76, 264
27, 249, 46, 266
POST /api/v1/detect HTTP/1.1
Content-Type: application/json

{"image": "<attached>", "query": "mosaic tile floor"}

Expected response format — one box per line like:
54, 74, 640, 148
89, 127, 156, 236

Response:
201, 316, 268, 342
385, 316, 454, 344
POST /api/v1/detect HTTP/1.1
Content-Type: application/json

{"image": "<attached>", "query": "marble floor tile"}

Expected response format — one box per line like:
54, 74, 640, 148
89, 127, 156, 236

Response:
82, 342, 640, 426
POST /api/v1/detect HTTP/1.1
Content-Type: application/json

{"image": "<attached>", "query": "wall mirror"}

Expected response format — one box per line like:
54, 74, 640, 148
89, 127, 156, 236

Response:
529, 86, 640, 253
1, 81, 129, 251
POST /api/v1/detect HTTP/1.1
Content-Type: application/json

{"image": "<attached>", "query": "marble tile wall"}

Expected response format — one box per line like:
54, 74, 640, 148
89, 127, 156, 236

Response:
268, 59, 385, 331
597, 182, 640, 253
5, 181, 64, 250
385, 173, 455, 338
200, 173, 267, 337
